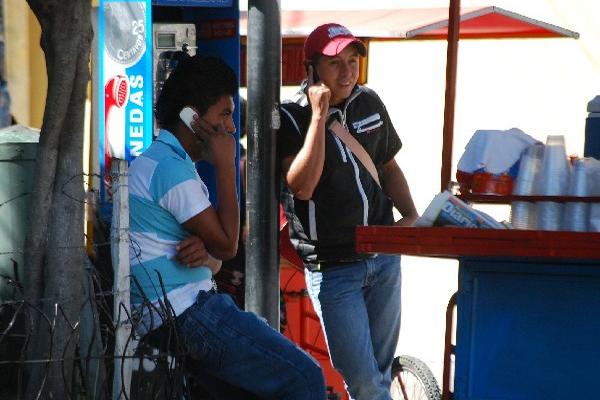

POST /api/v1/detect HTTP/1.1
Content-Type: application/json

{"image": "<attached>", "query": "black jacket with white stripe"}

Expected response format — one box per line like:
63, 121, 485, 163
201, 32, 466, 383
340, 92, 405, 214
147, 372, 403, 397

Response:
278, 84, 402, 270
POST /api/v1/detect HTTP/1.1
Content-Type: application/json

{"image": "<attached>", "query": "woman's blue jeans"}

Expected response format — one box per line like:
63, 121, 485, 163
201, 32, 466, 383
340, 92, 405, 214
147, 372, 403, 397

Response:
176, 290, 326, 399
305, 254, 402, 400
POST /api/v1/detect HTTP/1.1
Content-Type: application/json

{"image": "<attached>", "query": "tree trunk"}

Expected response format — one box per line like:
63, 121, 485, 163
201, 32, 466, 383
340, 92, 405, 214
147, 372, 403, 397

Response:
24, 1, 92, 398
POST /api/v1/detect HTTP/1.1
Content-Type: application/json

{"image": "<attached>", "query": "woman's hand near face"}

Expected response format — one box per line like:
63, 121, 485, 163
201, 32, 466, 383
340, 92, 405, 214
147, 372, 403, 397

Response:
306, 65, 331, 120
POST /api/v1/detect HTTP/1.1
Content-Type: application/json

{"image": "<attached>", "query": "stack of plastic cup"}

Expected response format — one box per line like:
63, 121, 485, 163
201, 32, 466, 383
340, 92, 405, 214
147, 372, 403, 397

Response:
563, 158, 589, 231
536, 135, 571, 231
511, 143, 544, 229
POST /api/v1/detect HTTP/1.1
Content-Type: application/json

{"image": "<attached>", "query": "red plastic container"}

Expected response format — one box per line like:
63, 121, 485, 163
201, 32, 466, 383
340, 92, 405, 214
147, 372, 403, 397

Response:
456, 170, 513, 196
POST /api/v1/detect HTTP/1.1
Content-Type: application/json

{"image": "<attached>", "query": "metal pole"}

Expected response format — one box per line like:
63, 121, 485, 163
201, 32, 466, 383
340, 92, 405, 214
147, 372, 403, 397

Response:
441, 0, 461, 192
245, 0, 281, 328
111, 159, 133, 400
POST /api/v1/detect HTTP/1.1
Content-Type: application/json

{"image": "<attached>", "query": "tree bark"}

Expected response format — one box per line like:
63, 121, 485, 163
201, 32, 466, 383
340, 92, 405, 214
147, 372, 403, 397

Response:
24, 1, 92, 398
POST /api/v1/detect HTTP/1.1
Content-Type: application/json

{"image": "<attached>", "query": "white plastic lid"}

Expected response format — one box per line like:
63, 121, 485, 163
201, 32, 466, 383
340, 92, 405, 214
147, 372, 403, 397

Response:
587, 95, 600, 113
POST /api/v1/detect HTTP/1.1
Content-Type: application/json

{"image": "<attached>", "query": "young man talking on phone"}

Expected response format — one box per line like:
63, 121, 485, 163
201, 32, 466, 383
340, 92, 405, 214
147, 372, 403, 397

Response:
278, 24, 418, 399
128, 55, 325, 399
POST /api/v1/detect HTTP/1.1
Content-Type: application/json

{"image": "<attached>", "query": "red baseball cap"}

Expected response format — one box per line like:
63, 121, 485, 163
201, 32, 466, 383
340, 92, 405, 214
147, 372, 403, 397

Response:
304, 23, 367, 61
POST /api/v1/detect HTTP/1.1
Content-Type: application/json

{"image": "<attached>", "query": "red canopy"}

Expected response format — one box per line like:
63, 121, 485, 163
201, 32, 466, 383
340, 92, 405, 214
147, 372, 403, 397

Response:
240, 7, 579, 40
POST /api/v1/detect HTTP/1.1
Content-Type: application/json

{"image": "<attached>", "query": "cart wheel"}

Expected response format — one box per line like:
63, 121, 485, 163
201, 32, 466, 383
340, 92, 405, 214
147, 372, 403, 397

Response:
391, 355, 441, 400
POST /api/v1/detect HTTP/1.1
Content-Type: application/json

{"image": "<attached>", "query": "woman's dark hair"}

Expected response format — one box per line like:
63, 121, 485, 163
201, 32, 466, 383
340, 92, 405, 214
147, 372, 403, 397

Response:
155, 55, 237, 131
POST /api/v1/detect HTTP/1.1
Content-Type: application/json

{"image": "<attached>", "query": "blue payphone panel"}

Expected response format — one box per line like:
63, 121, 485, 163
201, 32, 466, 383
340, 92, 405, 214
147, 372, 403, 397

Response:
98, 0, 240, 220
152, 1, 241, 206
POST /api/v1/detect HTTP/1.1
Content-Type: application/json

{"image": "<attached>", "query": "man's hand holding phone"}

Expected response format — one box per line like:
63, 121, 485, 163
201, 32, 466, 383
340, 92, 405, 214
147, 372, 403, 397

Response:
180, 106, 235, 166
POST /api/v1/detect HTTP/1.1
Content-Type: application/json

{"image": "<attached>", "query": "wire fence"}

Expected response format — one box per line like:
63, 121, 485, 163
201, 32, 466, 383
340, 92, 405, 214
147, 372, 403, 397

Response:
0, 260, 216, 399
0, 169, 211, 399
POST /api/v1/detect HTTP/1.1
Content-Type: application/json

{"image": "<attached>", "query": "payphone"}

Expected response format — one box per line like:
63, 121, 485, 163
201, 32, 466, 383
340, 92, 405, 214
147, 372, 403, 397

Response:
152, 23, 196, 128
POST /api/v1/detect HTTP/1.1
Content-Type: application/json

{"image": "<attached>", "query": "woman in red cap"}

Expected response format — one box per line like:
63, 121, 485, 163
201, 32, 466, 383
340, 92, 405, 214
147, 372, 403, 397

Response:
278, 23, 418, 400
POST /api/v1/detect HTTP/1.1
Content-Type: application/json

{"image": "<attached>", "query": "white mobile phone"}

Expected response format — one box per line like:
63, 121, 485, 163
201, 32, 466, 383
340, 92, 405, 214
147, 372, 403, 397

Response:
179, 106, 198, 132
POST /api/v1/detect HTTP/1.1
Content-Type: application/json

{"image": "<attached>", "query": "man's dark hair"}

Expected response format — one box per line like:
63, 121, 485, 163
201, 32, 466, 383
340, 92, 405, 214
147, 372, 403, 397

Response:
239, 96, 247, 138
155, 55, 237, 131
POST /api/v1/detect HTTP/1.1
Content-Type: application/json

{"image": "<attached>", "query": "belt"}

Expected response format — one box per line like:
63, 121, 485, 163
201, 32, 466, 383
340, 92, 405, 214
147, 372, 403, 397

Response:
317, 255, 376, 270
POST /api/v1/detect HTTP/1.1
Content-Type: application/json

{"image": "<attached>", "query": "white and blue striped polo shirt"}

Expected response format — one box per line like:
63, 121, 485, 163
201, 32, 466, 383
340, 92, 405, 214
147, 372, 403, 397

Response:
129, 129, 213, 313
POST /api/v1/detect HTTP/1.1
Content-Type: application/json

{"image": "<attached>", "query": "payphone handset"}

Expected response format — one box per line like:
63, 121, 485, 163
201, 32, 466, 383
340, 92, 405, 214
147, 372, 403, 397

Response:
179, 106, 199, 133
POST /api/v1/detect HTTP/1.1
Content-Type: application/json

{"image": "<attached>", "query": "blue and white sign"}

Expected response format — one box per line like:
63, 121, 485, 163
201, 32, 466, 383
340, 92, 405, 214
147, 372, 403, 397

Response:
98, 0, 153, 219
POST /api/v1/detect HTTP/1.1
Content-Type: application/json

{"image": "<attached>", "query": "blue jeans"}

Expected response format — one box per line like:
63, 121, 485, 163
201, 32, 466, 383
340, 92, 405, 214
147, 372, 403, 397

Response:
176, 290, 325, 399
305, 254, 402, 400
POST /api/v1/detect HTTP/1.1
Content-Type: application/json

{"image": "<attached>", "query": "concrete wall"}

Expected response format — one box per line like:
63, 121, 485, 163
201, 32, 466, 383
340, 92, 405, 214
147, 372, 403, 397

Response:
5, 0, 46, 128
